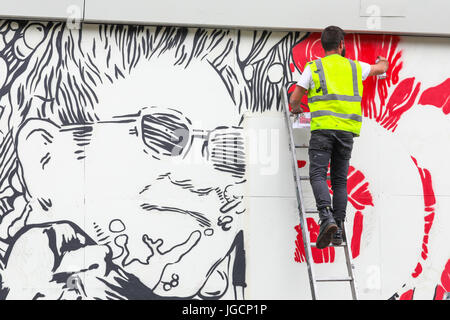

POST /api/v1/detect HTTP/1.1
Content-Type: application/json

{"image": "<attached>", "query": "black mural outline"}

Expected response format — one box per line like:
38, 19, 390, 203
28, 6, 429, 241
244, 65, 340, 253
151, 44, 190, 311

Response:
140, 204, 213, 228
0, 20, 304, 300
57, 106, 248, 178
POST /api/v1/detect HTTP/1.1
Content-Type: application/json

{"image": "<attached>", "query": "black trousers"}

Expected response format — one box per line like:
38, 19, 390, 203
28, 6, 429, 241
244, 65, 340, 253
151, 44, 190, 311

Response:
308, 129, 355, 221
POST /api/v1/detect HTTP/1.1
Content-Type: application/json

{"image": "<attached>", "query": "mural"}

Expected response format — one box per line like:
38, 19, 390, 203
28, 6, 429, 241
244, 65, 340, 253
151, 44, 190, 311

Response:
0, 20, 303, 299
0, 20, 449, 300
291, 33, 450, 300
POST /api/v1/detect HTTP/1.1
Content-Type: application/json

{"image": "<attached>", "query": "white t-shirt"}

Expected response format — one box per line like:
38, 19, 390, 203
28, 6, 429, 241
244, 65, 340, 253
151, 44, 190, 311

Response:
295, 61, 371, 90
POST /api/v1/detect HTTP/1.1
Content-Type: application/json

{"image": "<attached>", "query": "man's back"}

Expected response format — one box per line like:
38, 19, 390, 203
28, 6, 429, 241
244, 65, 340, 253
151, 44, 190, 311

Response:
288, 26, 389, 250
296, 54, 371, 136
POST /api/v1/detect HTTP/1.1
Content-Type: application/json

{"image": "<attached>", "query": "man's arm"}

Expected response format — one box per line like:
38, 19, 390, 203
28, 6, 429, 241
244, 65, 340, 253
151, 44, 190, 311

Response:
289, 85, 307, 114
368, 56, 389, 77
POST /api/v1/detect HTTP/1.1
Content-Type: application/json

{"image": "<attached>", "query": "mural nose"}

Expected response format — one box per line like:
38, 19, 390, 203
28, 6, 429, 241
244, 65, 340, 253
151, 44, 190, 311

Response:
219, 182, 246, 215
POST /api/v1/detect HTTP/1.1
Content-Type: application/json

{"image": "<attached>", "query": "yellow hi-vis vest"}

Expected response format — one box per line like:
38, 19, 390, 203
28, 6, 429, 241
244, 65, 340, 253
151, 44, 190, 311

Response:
306, 54, 364, 136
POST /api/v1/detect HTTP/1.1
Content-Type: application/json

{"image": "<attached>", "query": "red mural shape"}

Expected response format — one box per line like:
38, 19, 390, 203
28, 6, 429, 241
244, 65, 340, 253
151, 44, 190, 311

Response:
351, 211, 364, 259
343, 33, 404, 128
379, 78, 421, 131
292, 33, 324, 73
388, 157, 439, 300
411, 156, 436, 279
295, 220, 335, 264
399, 289, 415, 300
418, 78, 450, 115
297, 160, 306, 168
331, 166, 375, 211
434, 259, 450, 300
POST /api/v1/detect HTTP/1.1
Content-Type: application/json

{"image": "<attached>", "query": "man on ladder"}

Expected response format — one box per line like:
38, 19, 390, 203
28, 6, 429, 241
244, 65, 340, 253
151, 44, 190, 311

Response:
289, 26, 389, 249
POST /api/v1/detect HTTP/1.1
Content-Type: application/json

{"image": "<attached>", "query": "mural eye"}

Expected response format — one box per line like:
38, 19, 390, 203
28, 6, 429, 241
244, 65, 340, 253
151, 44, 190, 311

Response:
141, 113, 190, 156
208, 128, 246, 178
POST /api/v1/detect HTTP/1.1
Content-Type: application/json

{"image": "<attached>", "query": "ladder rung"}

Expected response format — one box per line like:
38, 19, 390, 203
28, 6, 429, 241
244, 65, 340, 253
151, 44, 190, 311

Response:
300, 176, 331, 181
305, 209, 319, 214
310, 242, 347, 248
316, 277, 353, 282
295, 145, 309, 149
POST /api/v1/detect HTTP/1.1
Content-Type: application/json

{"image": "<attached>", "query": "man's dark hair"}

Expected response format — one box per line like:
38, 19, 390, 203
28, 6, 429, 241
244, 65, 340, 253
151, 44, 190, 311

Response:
321, 26, 346, 51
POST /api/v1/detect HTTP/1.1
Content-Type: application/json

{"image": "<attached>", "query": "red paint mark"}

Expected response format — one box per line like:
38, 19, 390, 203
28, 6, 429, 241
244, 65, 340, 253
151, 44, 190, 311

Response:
412, 263, 423, 278
411, 156, 436, 209
378, 78, 421, 132
292, 33, 324, 73
424, 213, 435, 234
289, 62, 295, 73
344, 166, 374, 259
294, 218, 335, 264
351, 211, 364, 259
327, 166, 374, 210
297, 160, 306, 168
343, 34, 405, 130
434, 259, 450, 300
411, 156, 436, 278
399, 289, 415, 300
346, 166, 374, 210
419, 78, 450, 114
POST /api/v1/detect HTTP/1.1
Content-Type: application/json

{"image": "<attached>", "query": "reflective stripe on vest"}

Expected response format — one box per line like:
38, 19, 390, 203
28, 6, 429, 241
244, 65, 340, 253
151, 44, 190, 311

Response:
307, 58, 361, 105
349, 59, 359, 96
308, 94, 362, 103
310, 110, 362, 122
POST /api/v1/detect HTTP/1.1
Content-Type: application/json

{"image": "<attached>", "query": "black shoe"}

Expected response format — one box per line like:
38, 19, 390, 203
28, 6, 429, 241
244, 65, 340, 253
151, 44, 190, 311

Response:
316, 207, 337, 249
331, 219, 344, 246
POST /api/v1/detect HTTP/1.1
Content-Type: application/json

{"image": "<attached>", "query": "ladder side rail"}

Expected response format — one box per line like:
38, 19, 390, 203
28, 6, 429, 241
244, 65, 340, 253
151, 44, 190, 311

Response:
280, 87, 318, 300
342, 223, 359, 300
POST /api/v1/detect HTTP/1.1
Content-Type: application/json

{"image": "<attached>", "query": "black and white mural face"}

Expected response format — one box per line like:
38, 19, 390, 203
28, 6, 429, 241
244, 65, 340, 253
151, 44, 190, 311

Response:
0, 21, 301, 299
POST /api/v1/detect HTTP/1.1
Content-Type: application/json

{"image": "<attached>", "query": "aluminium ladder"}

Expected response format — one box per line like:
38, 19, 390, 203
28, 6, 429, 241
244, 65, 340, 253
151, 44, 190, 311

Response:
280, 87, 358, 300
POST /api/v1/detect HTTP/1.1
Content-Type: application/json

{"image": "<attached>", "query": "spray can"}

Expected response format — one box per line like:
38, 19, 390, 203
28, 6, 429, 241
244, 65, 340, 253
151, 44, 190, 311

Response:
292, 112, 311, 129
376, 58, 387, 79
